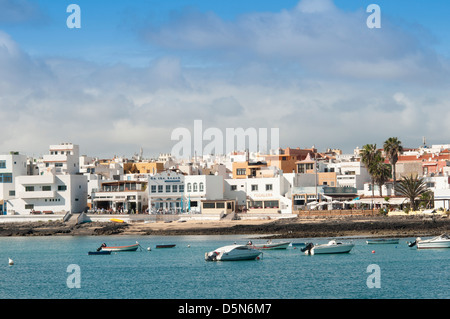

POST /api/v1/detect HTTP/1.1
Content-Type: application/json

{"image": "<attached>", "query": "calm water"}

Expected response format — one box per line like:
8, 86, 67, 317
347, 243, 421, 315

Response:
0, 235, 448, 299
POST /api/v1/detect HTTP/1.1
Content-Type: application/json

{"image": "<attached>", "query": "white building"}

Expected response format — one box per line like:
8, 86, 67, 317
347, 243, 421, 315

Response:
8, 143, 87, 215
225, 173, 296, 214
0, 152, 28, 214
184, 175, 224, 213
148, 171, 185, 213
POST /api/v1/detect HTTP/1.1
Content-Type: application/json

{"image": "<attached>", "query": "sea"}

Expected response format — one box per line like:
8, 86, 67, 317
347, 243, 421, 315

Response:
0, 234, 448, 302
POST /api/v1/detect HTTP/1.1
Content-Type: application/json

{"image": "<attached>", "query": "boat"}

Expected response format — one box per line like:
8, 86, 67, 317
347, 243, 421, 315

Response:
291, 242, 306, 247
301, 240, 354, 255
155, 244, 176, 248
88, 251, 111, 255
366, 238, 399, 245
99, 242, 140, 252
247, 240, 290, 250
408, 234, 450, 249
205, 244, 262, 261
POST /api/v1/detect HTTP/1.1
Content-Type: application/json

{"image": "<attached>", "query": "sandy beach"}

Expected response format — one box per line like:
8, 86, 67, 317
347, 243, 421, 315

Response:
0, 215, 448, 239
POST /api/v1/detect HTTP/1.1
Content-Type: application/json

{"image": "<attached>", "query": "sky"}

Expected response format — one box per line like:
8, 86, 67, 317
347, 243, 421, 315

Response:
1, 0, 450, 159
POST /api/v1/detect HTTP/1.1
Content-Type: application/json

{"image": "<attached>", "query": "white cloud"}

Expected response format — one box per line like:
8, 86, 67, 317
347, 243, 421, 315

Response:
1, 0, 450, 158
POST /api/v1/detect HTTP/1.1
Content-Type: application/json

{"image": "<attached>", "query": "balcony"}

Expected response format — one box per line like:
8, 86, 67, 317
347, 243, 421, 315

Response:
18, 175, 55, 185
17, 190, 56, 199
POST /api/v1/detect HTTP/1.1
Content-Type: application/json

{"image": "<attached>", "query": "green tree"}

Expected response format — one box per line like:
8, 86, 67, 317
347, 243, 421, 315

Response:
395, 175, 428, 211
373, 161, 392, 197
383, 137, 403, 194
360, 144, 382, 203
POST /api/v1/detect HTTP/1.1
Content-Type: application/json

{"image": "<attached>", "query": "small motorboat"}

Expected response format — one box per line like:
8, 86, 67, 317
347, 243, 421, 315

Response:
301, 240, 354, 255
155, 244, 176, 248
247, 240, 290, 250
99, 242, 140, 252
366, 238, 399, 245
408, 234, 450, 249
205, 244, 262, 261
88, 251, 111, 255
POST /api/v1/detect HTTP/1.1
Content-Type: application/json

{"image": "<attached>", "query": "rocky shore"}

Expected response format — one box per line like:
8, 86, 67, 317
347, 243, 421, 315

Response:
0, 215, 448, 239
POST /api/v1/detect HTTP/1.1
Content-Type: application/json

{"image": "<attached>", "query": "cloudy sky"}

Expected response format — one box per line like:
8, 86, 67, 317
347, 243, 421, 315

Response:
1, 0, 450, 158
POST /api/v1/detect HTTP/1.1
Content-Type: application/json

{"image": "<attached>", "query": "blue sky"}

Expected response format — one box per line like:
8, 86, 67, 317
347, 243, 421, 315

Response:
1, 0, 450, 158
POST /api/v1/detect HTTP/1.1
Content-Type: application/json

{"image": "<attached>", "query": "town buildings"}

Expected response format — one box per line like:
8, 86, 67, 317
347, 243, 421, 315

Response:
2, 141, 450, 216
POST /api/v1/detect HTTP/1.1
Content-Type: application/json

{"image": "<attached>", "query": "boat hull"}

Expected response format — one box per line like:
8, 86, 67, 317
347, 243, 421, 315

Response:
249, 242, 290, 250
205, 245, 262, 261
366, 239, 399, 245
88, 251, 111, 255
417, 241, 450, 249
101, 244, 139, 252
156, 244, 176, 248
310, 244, 354, 255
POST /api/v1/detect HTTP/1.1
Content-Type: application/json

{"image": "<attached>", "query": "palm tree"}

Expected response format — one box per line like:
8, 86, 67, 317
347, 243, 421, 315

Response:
383, 137, 403, 194
360, 144, 382, 204
372, 162, 392, 197
395, 175, 428, 211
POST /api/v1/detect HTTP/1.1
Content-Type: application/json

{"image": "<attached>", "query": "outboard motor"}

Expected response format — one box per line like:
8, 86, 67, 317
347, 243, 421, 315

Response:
97, 243, 107, 252
408, 237, 420, 248
205, 251, 219, 261
301, 243, 314, 254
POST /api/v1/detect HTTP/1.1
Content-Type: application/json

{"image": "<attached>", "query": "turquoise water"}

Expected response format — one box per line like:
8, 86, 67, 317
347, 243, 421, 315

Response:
0, 235, 448, 299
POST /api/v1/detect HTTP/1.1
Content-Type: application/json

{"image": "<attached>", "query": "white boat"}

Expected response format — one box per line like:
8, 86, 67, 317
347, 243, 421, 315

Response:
247, 240, 291, 250
366, 238, 399, 245
302, 240, 354, 255
409, 234, 450, 249
205, 244, 262, 261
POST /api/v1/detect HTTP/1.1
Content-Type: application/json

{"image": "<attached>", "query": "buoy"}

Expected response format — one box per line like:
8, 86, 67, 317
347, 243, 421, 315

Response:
187, 245, 191, 248
8, 258, 14, 265
147, 247, 151, 251
372, 250, 375, 254
256, 256, 260, 260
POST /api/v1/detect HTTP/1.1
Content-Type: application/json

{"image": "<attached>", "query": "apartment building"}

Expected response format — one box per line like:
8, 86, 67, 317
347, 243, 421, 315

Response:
8, 143, 87, 215
0, 152, 27, 214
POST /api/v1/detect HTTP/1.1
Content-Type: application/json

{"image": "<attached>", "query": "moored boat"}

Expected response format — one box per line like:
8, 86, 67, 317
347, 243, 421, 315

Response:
205, 244, 262, 261
366, 238, 399, 245
155, 244, 176, 248
247, 240, 290, 250
99, 242, 140, 252
409, 234, 450, 249
88, 251, 111, 255
302, 240, 354, 255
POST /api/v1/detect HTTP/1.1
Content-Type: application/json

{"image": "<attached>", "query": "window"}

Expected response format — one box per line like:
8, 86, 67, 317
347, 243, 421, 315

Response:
166, 185, 171, 193
0, 160, 6, 169
265, 184, 273, 191
231, 185, 237, 191
199, 182, 204, 192
193, 183, 198, 192
0, 173, 12, 183
151, 185, 156, 193
203, 202, 215, 209
251, 184, 258, 191
179, 185, 184, 193
187, 183, 191, 192
158, 185, 163, 193
172, 185, 178, 192
58, 185, 67, 191
55, 163, 63, 167
236, 168, 246, 175
25, 186, 35, 192
42, 186, 51, 191
264, 200, 279, 208
25, 204, 34, 210
216, 202, 225, 209
9, 190, 15, 196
